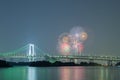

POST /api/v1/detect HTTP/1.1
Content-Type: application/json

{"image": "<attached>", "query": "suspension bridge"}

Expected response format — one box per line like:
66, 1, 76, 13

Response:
0, 44, 120, 66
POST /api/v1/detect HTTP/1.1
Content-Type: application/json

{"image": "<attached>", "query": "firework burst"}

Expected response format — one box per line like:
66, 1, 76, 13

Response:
58, 26, 88, 55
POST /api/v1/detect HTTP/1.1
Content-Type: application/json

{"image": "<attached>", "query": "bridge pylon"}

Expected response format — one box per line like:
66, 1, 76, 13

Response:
28, 43, 36, 56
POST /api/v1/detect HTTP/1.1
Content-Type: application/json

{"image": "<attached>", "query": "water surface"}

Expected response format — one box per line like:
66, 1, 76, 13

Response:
0, 66, 120, 80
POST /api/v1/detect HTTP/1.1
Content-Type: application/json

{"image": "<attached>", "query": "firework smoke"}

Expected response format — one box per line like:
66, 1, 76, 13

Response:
58, 27, 88, 55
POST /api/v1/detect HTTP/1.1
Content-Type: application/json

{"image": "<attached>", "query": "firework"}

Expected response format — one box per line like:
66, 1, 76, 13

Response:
58, 33, 71, 43
70, 27, 84, 36
59, 42, 71, 55
80, 32, 88, 41
58, 26, 88, 55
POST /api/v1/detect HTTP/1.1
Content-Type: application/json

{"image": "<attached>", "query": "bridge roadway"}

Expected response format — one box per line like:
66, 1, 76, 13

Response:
1, 55, 120, 62
48, 55, 120, 61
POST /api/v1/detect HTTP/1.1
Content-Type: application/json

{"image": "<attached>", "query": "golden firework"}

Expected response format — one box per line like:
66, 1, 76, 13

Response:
80, 32, 88, 41
62, 36, 70, 43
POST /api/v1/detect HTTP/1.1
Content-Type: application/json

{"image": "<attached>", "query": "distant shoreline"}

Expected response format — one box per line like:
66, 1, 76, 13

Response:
1, 60, 120, 67
0, 60, 102, 67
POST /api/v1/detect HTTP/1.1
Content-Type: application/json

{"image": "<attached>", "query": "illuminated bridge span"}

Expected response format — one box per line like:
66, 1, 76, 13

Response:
47, 55, 120, 61
0, 44, 120, 65
0, 44, 46, 62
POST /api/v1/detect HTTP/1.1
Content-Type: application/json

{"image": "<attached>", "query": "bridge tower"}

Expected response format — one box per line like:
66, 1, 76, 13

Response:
28, 43, 36, 56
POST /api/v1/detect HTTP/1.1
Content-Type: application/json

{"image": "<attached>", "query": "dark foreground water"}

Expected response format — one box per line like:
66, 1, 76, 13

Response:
0, 66, 120, 80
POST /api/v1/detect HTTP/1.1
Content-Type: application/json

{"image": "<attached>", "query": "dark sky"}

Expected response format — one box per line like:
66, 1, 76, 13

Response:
0, 0, 120, 56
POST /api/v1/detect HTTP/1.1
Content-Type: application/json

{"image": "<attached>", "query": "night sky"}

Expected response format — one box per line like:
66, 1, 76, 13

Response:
0, 0, 120, 56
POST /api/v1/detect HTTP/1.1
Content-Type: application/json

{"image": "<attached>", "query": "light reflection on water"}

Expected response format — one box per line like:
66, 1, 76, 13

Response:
59, 67, 84, 80
99, 67, 109, 80
0, 66, 120, 80
27, 67, 36, 80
